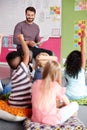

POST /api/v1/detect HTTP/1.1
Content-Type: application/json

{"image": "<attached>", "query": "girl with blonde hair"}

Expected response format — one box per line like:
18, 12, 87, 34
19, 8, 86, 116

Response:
31, 60, 79, 125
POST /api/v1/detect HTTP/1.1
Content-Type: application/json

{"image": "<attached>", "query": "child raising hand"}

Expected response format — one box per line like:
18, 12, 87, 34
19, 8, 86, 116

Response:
64, 27, 87, 100
0, 34, 32, 121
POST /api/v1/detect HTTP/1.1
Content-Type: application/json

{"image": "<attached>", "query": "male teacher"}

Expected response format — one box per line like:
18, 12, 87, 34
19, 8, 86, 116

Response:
13, 6, 53, 58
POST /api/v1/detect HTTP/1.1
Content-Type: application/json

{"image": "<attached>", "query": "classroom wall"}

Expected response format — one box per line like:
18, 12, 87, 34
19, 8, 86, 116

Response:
0, 47, 16, 63
41, 38, 61, 62
0, 0, 62, 63
61, 0, 87, 66
0, 37, 61, 63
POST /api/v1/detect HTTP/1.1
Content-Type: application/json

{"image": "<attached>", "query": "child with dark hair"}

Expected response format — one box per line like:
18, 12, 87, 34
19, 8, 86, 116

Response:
6, 34, 32, 108
6, 51, 22, 69
0, 34, 32, 121
64, 27, 87, 100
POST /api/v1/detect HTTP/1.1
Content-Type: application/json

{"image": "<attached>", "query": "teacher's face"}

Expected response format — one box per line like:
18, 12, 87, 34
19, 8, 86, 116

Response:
25, 10, 35, 23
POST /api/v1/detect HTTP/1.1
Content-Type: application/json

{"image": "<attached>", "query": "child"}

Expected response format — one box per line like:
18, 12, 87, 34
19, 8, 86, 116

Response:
64, 27, 87, 100
33, 52, 59, 83
31, 60, 79, 125
0, 34, 32, 121
6, 34, 33, 108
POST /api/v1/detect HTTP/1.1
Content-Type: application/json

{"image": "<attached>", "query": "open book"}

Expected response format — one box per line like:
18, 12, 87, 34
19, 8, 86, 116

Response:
35, 36, 49, 47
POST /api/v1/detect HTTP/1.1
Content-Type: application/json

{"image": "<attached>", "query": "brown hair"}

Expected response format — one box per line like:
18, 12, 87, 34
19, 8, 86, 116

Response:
25, 6, 36, 14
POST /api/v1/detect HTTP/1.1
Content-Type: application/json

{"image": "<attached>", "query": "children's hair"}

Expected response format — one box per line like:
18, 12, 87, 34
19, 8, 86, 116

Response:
42, 60, 61, 82
41, 60, 61, 93
6, 51, 22, 69
35, 52, 49, 68
25, 6, 36, 14
38, 60, 61, 109
64, 50, 81, 78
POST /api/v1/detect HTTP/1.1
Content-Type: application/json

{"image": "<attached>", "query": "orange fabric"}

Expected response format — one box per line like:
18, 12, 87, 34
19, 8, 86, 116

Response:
0, 100, 32, 117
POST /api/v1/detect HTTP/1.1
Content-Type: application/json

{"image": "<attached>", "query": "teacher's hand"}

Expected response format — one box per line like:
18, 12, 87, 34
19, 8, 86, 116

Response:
26, 40, 36, 47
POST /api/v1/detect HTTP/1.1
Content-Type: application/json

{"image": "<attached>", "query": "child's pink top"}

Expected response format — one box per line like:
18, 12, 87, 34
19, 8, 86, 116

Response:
31, 80, 65, 125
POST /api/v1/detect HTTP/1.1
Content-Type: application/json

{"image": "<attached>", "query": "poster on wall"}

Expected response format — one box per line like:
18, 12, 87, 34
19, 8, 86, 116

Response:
0, 0, 62, 38
74, 0, 87, 11
74, 20, 87, 47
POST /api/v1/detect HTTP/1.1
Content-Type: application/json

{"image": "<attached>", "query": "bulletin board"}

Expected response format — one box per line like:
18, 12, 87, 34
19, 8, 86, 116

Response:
61, 0, 87, 66
0, 0, 62, 38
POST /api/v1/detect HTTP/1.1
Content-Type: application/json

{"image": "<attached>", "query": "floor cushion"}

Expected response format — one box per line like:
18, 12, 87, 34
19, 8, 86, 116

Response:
24, 116, 87, 130
70, 97, 87, 105
0, 100, 32, 122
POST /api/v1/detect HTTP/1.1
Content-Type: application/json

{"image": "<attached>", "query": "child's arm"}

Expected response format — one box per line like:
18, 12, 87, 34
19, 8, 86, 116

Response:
0, 33, 3, 54
38, 55, 58, 62
17, 34, 30, 65
62, 95, 70, 105
80, 27, 87, 69
56, 95, 70, 108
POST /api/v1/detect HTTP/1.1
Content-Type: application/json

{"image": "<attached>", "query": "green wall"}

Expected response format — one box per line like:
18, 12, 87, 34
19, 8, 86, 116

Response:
61, 0, 87, 66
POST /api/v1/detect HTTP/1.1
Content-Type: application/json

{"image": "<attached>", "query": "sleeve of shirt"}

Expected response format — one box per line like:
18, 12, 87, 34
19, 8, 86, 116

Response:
35, 25, 40, 43
55, 82, 66, 100
13, 23, 22, 45
21, 62, 30, 75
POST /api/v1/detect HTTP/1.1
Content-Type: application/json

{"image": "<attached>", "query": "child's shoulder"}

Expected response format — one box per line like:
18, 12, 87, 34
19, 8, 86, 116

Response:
33, 79, 42, 84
